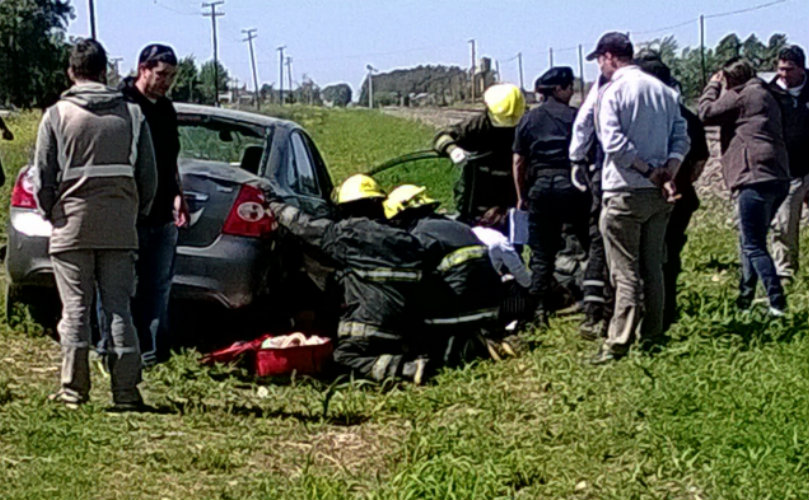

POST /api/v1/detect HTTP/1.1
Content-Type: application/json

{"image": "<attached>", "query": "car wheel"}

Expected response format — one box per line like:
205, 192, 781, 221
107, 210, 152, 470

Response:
5, 283, 59, 332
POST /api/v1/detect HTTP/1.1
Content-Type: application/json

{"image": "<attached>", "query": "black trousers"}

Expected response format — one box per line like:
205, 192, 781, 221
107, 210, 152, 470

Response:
582, 167, 612, 323
527, 172, 591, 312
663, 186, 700, 328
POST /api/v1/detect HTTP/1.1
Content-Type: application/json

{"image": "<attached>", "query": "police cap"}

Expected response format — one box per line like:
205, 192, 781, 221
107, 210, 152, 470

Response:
535, 66, 575, 91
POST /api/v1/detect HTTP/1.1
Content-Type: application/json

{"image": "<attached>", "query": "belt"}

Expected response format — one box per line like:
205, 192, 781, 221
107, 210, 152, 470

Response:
532, 168, 570, 177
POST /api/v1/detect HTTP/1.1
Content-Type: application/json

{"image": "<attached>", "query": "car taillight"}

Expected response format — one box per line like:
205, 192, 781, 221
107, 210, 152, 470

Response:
222, 184, 277, 238
11, 167, 37, 208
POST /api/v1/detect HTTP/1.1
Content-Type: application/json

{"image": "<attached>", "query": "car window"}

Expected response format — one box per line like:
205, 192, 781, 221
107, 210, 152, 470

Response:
286, 131, 320, 196
178, 121, 266, 167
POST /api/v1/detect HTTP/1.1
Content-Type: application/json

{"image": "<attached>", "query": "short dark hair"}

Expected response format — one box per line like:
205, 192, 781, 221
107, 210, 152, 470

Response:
634, 51, 677, 88
69, 38, 108, 81
778, 45, 806, 68
138, 43, 178, 69
723, 57, 755, 88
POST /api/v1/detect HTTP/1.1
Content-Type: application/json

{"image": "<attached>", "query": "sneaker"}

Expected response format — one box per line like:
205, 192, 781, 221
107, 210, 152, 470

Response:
768, 306, 786, 318
477, 334, 505, 361
579, 319, 605, 341
106, 398, 149, 413
401, 357, 431, 385
532, 309, 549, 329
735, 295, 753, 311
48, 390, 86, 410
499, 334, 527, 357
411, 358, 429, 385
589, 345, 621, 365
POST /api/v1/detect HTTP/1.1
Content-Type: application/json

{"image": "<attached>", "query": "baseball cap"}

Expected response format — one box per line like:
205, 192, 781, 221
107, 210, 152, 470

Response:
586, 32, 633, 61
138, 43, 178, 66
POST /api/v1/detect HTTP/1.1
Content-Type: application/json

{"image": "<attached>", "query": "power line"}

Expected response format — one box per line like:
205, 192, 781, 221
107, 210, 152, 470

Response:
705, 0, 788, 19
152, 0, 197, 15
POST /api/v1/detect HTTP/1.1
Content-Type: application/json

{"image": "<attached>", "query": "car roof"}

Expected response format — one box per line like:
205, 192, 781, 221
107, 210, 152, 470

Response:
174, 103, 298, 130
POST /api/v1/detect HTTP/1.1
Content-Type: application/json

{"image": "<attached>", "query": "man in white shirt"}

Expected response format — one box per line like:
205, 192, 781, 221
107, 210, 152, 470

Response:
588, 32, 690, 364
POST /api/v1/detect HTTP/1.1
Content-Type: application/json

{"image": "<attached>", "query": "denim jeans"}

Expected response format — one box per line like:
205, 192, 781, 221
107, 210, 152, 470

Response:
97, 223, 178, 366
737, 181, 788, 309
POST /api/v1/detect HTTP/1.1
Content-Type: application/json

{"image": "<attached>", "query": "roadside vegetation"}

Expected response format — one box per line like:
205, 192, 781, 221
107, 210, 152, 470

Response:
0, 106, 806, 500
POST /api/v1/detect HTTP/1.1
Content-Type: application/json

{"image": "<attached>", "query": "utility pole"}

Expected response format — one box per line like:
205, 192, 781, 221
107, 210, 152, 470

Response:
277, 45, 286, 105
468, 38, 476, 101
366, 64, 377, 108
517, 52, 524, 91
699, 15, 707, 88
578, 44, 585, 102
202, 1, 225, 107
495, 60, 501, 83
549, 47, 554, 67
286, 56, 293, 101
88, 0, 97, 39
242, 28, 260, 110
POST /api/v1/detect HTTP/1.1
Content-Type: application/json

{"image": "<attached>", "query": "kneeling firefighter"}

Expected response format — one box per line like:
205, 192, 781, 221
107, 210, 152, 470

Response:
384, 185, 519, 362
433, 84, 526, 222
268, 175, 430, 384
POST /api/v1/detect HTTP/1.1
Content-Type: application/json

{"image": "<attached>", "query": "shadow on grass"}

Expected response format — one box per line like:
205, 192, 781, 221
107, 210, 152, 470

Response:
164, 397, 370, 426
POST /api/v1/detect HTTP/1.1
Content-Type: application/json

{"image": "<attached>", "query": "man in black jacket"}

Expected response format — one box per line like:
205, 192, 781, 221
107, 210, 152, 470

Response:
769, 45, 809, 284
117, 44, 188, 366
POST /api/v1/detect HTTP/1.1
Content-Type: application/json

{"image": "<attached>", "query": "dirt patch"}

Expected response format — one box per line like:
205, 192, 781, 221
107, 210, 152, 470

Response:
251, 420, 411, 477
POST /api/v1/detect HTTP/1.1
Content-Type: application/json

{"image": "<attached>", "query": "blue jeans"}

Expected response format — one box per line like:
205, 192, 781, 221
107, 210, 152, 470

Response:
737, 181, 788, 309
97, 223, 178, 366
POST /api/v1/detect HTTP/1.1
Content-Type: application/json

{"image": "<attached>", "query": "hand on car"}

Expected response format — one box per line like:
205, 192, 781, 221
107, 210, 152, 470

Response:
174, 194, 190, 227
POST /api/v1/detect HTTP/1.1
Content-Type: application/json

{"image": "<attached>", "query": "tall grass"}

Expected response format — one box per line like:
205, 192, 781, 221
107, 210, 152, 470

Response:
0, 106, 806, 499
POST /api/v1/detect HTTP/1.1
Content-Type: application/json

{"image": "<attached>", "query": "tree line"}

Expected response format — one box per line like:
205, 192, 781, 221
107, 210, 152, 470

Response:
0, 0, 793, 109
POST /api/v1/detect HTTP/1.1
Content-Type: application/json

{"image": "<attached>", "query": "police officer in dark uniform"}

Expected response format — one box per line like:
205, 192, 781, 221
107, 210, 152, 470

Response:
269, 175, 430, 384
433, 84, 526, 222
513, 67, 591, 326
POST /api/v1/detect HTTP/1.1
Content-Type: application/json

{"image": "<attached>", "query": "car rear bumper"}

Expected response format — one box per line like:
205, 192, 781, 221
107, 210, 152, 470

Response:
173, 234, 275, 309
6, 209, 275, 309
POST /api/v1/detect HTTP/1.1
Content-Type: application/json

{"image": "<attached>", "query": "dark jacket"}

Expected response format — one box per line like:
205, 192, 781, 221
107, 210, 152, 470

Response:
698, 78, 789, 192
769, 74, 809, 178
120, 77, 182, 226
410, 215, 502, 324
512, 96, 577, 178
269, 201, 426, 336
675, 105, 710, 193
434, 112, 517, 220
434, 112, 515, 162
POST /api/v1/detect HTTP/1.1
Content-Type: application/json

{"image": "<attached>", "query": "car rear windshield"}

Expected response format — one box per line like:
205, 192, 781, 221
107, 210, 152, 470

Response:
178, 118, 268, 168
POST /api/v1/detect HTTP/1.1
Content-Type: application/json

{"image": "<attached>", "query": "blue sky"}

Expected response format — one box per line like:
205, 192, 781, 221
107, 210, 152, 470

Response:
68, 0, 808, 94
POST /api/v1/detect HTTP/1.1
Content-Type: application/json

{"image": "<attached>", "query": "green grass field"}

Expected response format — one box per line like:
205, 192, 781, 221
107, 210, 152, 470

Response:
0, 106, 807, 500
